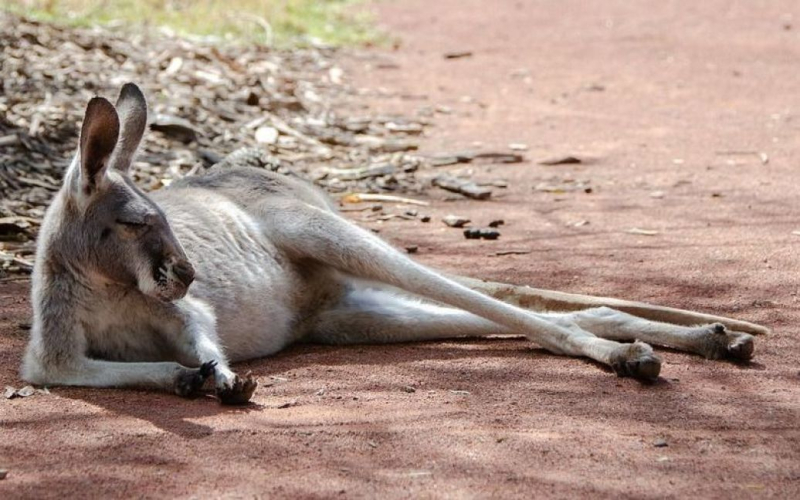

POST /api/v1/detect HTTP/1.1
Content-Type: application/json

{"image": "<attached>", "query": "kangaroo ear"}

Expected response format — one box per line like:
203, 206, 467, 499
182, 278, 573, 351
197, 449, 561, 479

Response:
111, 83, 147, 173
79, 97, 120, 195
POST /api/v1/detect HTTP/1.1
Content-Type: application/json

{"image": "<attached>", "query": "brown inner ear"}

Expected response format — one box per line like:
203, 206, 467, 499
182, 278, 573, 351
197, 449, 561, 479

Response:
79, 97, 120, 193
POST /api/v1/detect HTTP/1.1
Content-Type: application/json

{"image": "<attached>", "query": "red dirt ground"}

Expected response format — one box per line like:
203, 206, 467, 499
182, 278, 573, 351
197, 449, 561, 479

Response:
2, 0, 800, 498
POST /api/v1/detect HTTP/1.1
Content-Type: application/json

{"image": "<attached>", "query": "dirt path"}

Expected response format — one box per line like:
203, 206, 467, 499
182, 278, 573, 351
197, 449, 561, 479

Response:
2, 1, 800, 498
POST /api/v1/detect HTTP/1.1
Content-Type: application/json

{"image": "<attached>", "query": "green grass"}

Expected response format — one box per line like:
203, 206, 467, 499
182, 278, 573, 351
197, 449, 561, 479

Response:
2, 0, 384, 46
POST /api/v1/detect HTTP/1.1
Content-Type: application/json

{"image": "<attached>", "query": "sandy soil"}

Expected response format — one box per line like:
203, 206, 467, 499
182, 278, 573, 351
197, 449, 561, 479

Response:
2, 0, 800, 498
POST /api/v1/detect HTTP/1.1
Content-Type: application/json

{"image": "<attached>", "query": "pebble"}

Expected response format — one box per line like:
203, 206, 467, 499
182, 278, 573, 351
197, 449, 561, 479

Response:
254, 126, 279, 144
464, 228, 482, 239
464, 229, 501, 240
443, 215, 471, 228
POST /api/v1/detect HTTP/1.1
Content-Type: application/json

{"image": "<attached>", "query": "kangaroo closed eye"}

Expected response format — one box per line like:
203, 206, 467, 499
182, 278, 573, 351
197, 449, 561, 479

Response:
116, 219, 147, 228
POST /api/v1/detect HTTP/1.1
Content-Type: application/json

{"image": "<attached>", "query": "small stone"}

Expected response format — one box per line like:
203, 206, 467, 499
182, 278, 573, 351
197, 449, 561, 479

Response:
16, 386, 35, 397
488, 219, 505, 228
420, 215, 431, 223
508, 143, 528, 151
464, 228, 481, 239
404, 209, 418, 217
0, 469, 7, 480
653, 438, 668, 448
464, 228, 500, 240
402, 385, 416, 393
255, 126, 279, 144
443, 215, 471, 228
405, 245, 418, 254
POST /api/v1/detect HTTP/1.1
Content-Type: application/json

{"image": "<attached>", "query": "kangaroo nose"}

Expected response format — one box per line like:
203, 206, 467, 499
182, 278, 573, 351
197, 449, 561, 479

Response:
173, 260, 195, 287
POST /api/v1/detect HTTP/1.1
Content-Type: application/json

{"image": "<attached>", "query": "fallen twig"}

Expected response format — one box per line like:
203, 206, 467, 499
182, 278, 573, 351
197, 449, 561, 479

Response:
340, 193, 430, 206
492, 249, 531, 256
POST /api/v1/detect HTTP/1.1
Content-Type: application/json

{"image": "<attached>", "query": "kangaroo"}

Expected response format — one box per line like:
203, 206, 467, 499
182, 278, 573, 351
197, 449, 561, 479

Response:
21, 84, 768, 404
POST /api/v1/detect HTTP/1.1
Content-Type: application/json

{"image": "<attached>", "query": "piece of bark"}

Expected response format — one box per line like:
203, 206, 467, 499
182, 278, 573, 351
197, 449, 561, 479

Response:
328, 164, 395, 181
150, 115, 198, 143
433, 175, 492, 200
471, 152, 524, 164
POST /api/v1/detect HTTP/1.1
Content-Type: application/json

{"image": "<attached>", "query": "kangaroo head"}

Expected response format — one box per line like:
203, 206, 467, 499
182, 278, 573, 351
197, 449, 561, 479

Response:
56, 83, 194, 301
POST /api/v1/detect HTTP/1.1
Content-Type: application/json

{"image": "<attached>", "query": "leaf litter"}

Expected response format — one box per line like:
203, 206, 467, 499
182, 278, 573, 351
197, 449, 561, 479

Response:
1, 13, 528, 276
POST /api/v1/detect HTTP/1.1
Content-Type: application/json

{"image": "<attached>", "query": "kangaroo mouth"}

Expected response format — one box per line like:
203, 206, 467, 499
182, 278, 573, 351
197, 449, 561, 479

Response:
149, 261, 191, 302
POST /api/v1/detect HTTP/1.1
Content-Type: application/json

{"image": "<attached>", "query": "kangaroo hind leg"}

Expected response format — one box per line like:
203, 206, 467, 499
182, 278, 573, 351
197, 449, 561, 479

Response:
550, 307, 755, 361
265, 202, 662, 380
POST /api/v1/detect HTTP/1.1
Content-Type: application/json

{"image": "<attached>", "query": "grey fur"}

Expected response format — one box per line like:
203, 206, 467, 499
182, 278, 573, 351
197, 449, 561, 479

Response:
22, 84, 761, 403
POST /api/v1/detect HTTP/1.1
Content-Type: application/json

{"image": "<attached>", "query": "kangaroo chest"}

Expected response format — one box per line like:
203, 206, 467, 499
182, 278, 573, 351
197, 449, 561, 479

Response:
80, 293, 184, 363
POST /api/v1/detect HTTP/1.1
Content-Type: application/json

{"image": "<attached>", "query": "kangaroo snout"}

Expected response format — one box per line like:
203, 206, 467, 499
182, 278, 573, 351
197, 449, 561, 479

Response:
172, 260, 195, 287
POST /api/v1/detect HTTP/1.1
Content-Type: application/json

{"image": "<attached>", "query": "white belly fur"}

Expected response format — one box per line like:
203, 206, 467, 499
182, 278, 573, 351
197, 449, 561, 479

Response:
166, 195, 300, 361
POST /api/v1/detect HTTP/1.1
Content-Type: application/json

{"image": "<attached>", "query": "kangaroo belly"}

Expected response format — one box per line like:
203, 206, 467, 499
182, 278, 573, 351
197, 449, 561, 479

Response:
160, 191, 305, 361
189, 251, 300, 362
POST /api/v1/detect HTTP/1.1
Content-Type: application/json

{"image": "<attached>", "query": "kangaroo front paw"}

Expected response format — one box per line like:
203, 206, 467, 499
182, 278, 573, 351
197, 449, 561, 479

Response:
216, 372, 258, 405
611, 341, 662, 381
175, 360, 217, 398
701, 323, 755, 361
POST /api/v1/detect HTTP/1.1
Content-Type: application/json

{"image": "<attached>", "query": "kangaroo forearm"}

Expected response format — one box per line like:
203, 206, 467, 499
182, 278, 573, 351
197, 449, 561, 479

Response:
51, 358, 185, 390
